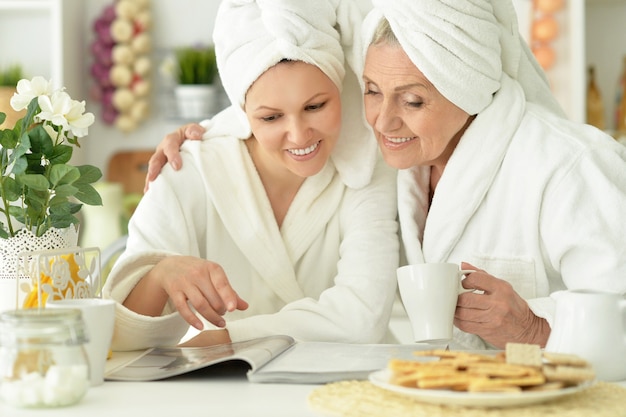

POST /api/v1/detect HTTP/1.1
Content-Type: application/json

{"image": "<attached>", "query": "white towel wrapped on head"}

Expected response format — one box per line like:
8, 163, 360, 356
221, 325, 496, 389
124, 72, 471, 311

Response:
210, 0, 377, 189
362, 0, 565, 117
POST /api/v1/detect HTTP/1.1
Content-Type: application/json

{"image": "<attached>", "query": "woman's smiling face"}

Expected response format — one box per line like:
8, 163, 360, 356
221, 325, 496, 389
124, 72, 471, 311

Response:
244, 60, 342, 179
362, 42, 472, 171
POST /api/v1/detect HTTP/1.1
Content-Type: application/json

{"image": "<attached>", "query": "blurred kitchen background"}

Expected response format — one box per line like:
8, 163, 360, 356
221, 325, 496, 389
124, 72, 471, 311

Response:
0, 0, 625, 257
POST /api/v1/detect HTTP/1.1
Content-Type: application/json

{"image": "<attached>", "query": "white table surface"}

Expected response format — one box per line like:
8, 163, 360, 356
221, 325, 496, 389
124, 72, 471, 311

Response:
0, 369, 320, 416
2, 372, 624, 417
0, 350, 321, 416
2, 349, 624, 417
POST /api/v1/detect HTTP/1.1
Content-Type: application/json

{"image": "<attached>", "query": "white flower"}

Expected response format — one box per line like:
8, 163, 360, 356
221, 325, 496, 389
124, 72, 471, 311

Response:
10, 76, 54, 111
65, 99, 95, 138
37, 90, 72, 131
36, 91, 95, 139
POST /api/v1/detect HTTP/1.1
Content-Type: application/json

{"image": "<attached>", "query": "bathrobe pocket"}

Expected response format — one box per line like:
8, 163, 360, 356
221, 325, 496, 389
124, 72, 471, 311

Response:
468, 255, 536, 299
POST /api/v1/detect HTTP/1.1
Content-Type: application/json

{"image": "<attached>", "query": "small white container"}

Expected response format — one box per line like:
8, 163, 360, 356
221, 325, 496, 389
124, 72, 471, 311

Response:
0, 309, 90, 408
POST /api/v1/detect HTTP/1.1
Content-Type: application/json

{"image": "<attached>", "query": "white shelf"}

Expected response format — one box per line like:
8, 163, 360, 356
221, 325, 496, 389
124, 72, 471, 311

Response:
0, 1, 52, 10
0, 0, 84, 97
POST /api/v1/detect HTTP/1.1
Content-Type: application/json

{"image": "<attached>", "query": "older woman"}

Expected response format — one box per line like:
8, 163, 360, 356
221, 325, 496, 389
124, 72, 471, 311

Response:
148, 0, 626, 350
362, 0, 626, 350
104, 0, 399, 351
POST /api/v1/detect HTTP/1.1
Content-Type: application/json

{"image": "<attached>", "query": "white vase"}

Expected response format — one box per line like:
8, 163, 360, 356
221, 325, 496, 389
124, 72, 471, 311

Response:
0, 226, 79, 312
174, 84, 217, 119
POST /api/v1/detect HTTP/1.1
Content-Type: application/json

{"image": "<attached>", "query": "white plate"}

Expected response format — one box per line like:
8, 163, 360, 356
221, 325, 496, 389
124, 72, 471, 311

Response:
369, 369, 593, 408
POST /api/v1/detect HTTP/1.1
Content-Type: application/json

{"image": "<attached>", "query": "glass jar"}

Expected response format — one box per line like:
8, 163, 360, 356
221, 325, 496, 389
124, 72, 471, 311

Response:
0, 308, 90, 408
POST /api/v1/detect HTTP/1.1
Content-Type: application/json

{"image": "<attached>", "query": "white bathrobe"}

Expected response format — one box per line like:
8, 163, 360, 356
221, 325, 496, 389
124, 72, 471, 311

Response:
104, 136, 399, 351
398, 74, 626, 350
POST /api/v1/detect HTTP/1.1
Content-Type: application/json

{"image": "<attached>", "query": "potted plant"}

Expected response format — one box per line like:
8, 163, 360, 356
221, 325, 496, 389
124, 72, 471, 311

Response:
0, 64, 25, 129
162, 45, 219, 119
0, 76, 103, 310
175, 45, 217, 86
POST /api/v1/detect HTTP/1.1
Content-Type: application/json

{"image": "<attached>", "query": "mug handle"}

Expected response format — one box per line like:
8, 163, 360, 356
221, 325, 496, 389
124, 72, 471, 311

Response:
459, 269, 478, 294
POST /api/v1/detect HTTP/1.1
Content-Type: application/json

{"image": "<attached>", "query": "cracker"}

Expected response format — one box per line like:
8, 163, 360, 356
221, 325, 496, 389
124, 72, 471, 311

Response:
542, 364, 595, 384
543, 351, 590, 367
465, 362, 538, 378
467, 380, 523, 393
413, 349, 459, 359
505, 342, 543, 368
387, 346, 592, 394
416, 374, 474, 390
388, 358, 427, 373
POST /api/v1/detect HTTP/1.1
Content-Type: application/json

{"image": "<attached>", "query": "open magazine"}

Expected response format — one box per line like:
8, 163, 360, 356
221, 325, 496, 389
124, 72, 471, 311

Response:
105, 335, 446, 384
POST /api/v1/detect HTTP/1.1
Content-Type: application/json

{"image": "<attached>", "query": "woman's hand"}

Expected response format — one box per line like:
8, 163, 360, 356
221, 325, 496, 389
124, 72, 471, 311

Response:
454, 262, 550, 348
144, 123, 206, 192
124, 256, 248, 330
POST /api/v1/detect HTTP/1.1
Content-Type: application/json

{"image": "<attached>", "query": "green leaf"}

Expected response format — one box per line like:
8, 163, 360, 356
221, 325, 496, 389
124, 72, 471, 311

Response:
49, 196, 70, 214
75, 165, 103, 184
0, 112, 5, 125
68, 201, 82, 214
49, 164, 80, 186
48, 212, 79, 229
49, 197, 81, 214
8, 205, 26, 223
16, 173, 49, 191
52, 183, 78, 199
8, 133, 31, 175
0, 127, 17, 149
1, 176, 21, 201
0, 226, 8, 239
74, 182, 102, 205
28, 124, 54, 155
23, 189, 48, 212
24, 152, 45, 175
10, 155, 28, 175
20, 98, 40, 132
49, 144, 73, 165
25, 204, 45, 226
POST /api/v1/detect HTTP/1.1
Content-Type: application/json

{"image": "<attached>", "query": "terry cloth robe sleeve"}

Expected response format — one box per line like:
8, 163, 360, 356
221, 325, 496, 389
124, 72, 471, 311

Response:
398, 74, 626, 350
103, 143, 214, 350
104, 136, 399, 350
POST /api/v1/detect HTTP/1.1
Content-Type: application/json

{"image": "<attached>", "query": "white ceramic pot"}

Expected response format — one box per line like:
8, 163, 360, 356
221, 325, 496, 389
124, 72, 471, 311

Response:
545, 289, 626, 381
174, 84, 217, 119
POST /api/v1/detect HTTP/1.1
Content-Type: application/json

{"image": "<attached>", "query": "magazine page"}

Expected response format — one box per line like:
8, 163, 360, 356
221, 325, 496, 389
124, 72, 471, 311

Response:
105, 335, 295, 381
248, 342, 447, 384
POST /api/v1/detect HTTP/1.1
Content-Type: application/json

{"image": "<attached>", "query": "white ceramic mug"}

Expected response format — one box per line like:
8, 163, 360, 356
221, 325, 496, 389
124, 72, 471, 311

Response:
46, 298, 116, 386
397, 263, 475, 343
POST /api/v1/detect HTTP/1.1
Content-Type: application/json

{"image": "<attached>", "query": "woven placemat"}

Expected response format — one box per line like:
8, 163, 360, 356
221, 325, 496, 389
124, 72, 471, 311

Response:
308, 380, 626, 417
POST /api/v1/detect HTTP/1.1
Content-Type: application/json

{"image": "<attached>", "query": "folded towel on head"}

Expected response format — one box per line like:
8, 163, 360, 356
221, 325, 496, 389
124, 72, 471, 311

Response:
362, 0, 565, 117
210, 0, 377, 189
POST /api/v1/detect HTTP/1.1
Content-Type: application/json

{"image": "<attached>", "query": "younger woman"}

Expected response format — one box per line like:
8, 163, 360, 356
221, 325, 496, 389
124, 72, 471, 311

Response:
103, 0, 399, 350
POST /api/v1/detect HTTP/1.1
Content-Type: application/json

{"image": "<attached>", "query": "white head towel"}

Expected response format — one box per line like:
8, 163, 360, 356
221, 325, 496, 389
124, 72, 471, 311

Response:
209, 0, 377, 189
362, 0, 565, 117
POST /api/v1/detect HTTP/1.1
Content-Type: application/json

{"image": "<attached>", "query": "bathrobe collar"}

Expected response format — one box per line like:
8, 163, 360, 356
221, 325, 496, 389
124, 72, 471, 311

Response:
398, 74, 526, 264
196, 137, 343, 305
